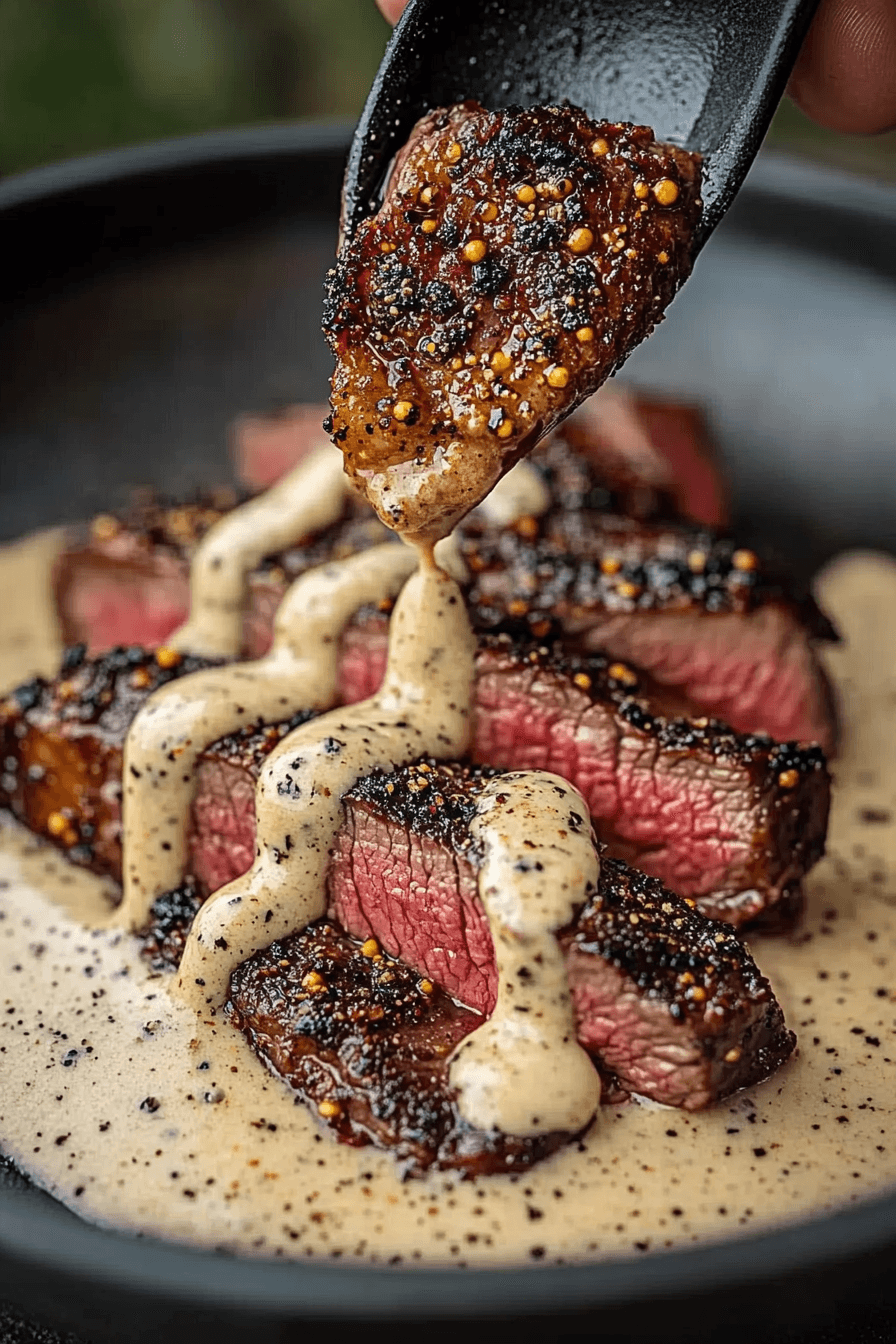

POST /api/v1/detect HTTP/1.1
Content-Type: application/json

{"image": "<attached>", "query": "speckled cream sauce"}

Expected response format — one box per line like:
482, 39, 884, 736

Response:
169, 442, 350, 659
172, 556, 477, 1010
453, 774, 602, 1135
119, 542, 417, 926
0, 535, 895, 1266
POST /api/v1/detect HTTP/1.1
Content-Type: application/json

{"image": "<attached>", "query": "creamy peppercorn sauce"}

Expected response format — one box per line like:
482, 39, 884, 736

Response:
0, 518, 895, 1265
324, 105, 702, 543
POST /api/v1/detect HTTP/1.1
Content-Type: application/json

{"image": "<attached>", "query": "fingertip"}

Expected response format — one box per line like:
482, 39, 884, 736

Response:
789, 0, 896, 134
376, 0, 408, 23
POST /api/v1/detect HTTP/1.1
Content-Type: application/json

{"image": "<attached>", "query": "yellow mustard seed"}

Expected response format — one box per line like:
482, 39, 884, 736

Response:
653, 178, 680, 206
516, 184, 536, 204
777, 769, 800, 790
688, 550, 706, 572
732, 548, 758, 572
496, 418, 515, 439
490, 349, 512, 373
592, 137, 609, 156
576, 326, 594, 343
657, 250, 670, 264
419, 185, 435, 205
608, 662, 637, 686
420, 217, 437, 233
445, 140, 463, 163
155, 646, 181, 669
567, 226, 594, 254
634, 180, 649, 200
480, 201, 498, 221
724, 1047, 742, 1064
392, 400, 415, 422
360, 937, 380, 958
617, 580, 641, 600
46, 811, 68, 838
317, 1099, 342, 1119
419, 979, 434, 995
546, 365, 569, 388
573, 672, 592, 691
462, 238, 487, 263
90, 513, 120, 541
600, 556, 622, 575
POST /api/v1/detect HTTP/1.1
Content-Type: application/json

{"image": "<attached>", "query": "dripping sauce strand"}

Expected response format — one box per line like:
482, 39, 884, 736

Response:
117, 446, 600, 1138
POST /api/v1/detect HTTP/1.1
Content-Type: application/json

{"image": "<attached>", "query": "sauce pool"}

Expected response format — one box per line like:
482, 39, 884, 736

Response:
0, 534, 894, 1265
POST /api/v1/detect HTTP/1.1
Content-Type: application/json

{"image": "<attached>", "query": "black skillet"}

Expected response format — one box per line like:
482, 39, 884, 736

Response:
1, 123, 896, 1344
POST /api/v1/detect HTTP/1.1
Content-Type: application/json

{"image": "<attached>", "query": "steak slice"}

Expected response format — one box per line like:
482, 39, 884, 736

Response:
192, 642, 829, 926
324, 101, 701, 539
0, 644, 212, 876
329, 763, 794, 1109
231, 402, 332, 492
54, 469, 836, 750
53, 497, 231, 656
228, 919, 578, 1177
220, 760, 794, 1133
54, 496, 392, 658
1, 635, 829, 924
558, 385, 728, 526
460, 485, 838, 751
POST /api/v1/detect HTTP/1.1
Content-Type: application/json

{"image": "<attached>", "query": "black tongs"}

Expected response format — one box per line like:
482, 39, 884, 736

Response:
342, 0, 819, 251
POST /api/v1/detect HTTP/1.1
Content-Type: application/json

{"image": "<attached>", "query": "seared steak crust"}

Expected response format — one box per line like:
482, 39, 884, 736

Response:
53, 440, 836, 748
0, 628, 829, 927
324, 102, 701, 537
564, 857, 795, 1108
228, 919, 578, 1177
141, 877, 203, 972
331, 762, 795, 1109
220, 759, 793, 1137
192, 638, 830, 926
464, 446, 836, 632
0, 644, 211, 875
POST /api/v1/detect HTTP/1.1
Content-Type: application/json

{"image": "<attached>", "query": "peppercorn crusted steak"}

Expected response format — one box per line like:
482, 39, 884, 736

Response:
53, 436, 836, 748
227, 919, 578, 1177
458, 443, 838, 750
221, 764, 794, 1152
0, 645, 215, 878
323, 102, 702, 540
0, 638, 829, 924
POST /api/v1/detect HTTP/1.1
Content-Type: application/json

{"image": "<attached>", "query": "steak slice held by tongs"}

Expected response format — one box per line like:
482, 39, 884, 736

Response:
324, 102, 702, 540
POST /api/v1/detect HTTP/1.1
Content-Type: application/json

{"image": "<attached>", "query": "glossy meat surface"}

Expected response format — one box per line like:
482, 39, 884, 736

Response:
324, 102, 702, 539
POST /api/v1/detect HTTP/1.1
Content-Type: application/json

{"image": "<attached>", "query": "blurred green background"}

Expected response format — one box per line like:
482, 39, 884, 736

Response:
1, 0, 895, 181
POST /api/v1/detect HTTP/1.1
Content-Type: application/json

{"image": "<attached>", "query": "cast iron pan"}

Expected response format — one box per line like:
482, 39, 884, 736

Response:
0, 124, 895, 1344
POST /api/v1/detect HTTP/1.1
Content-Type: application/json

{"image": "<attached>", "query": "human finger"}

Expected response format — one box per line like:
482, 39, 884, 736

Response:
788, 0, 896, 133
376, 0, 408, 23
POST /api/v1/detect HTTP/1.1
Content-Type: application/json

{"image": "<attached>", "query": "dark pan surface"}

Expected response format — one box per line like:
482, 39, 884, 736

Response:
0, 125, 895, 1343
